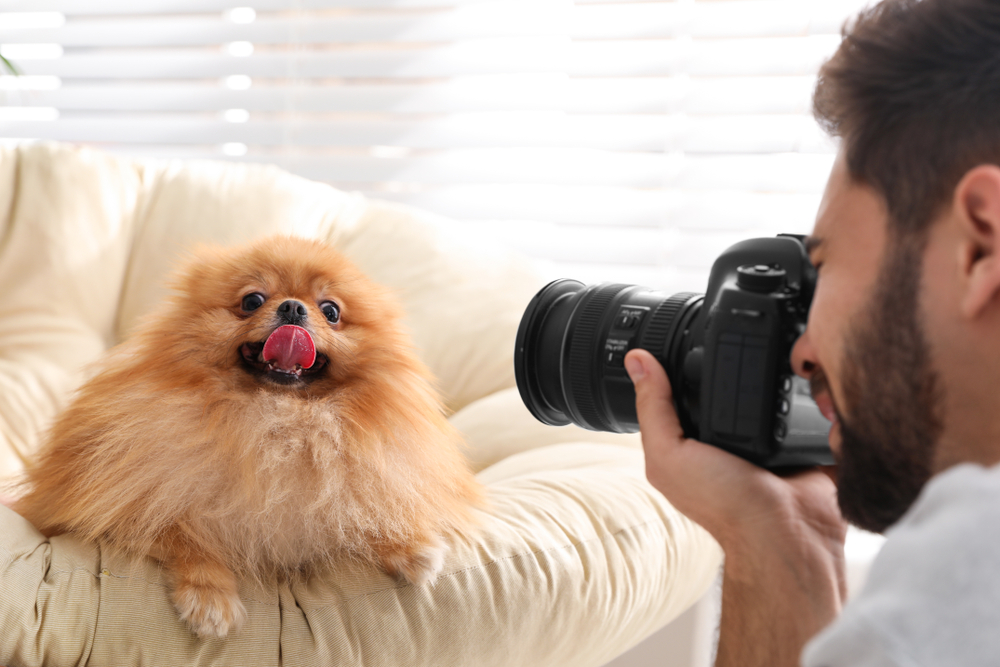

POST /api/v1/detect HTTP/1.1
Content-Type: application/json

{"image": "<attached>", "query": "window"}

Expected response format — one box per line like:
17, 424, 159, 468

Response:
0, 0, 868, 291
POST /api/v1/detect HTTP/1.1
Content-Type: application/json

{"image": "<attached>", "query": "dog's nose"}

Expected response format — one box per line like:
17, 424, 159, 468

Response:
276, 299, 308, 325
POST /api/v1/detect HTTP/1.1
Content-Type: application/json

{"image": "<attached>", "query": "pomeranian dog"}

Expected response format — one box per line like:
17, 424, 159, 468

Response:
14, 235, 484, 638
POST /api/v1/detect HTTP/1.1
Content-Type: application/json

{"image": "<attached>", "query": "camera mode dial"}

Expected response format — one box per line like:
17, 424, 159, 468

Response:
736, 264, 786, 293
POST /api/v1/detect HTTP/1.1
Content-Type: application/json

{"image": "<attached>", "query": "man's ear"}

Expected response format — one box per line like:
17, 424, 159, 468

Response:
954, 165, 1000, 319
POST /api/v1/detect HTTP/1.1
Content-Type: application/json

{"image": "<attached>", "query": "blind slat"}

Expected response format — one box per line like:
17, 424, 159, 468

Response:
72, 147, 833, 191
11, 37, 842, 79
297, 152, 836, 190
2, 11, 563, 47
5, 0, 868, 17
5, 76, 817, 115
0, 114, 831, 153
0, 2, 860, 47
4, 0, 528, 13
466, 221, 670, 265
367, 186, 821, 228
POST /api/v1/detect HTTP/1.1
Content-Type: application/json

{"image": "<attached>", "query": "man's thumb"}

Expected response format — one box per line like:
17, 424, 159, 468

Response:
625, 349, 685, 443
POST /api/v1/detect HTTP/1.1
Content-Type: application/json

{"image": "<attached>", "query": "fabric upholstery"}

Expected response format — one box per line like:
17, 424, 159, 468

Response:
0, 142, 722, 666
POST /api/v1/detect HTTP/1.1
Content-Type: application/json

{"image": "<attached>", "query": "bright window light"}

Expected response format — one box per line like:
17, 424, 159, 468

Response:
0, 12, 66, 29
0, 107, 59, 121
0, 0, 874, 290
846, 526, 887, 563
0, 44, 64, 60
226, 7, 257, 24
224, 75, 252, 90
226, 42, 254, 57
223, 108, 250, 123
370, 146, 411, 159
0, 75, 61, 90
222, 142, 248, 156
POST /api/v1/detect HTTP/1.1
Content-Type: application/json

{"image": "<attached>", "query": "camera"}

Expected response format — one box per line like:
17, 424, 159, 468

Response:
514, 234, 833, 469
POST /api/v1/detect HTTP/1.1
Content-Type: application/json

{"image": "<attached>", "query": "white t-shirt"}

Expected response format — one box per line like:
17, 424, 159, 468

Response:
802, 462, 1000, 667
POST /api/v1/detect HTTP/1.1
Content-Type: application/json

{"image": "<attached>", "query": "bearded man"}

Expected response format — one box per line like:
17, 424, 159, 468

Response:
626, 0, 1000, 664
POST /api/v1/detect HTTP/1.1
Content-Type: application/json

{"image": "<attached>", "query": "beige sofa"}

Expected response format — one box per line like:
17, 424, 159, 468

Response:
0, 142, 721, 667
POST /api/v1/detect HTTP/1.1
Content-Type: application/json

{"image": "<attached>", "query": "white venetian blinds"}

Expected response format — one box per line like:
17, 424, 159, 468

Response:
0, 0, 868, 291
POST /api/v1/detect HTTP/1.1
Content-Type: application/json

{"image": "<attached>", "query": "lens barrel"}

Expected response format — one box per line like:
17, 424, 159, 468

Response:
514, 280, 702, 434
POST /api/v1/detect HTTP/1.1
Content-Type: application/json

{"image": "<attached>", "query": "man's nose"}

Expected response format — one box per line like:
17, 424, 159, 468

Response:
790, 329, 819, 379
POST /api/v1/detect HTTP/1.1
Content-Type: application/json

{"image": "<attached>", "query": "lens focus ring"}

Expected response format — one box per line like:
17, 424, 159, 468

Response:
639, 292, 701, 359
567, 283, 629, 431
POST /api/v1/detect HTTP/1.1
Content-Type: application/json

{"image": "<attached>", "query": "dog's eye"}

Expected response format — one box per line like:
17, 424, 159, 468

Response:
320, 301, 340, 324
241, 293, 266, 312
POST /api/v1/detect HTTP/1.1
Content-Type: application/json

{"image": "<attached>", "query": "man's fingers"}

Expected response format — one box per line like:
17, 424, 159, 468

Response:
625, 349, 686, 446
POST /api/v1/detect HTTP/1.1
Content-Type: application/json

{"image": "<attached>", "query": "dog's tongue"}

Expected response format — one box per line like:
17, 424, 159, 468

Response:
262, 325, 316, 371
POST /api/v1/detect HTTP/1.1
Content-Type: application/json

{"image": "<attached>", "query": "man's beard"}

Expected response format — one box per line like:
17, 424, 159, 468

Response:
827, 235, 943, 534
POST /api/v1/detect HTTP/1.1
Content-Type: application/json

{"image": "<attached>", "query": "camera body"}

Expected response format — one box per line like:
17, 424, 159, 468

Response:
514, 234, 833, 469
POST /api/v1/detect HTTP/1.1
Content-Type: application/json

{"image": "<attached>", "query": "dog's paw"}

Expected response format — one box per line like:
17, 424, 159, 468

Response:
172, 578, 247, 639
382, 537, 448, 586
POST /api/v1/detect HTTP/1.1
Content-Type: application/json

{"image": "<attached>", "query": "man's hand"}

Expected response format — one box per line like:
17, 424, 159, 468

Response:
625, 348, 847, 667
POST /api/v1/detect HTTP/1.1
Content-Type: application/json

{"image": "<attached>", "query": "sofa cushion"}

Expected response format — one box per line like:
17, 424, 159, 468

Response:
0, 443, 720, 667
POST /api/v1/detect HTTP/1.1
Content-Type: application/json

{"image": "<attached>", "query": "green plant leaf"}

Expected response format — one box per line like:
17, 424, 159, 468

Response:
1, 52, 21, 76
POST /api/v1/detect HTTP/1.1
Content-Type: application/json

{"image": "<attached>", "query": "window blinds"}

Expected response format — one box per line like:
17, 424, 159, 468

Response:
0, 0, 868, 291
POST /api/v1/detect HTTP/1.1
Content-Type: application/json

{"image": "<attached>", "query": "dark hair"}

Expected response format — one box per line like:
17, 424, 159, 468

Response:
814, 0, 1000, 235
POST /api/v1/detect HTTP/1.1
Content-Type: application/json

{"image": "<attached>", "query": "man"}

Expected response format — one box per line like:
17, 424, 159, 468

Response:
625, 0, 1000, 664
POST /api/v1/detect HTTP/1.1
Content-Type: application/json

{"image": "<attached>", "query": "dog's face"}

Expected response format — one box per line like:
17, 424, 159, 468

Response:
152, 236, 407, 395
236, 287, 337, 387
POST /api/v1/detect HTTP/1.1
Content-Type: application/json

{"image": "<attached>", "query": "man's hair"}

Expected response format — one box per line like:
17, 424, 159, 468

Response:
814, 0, 1000, 234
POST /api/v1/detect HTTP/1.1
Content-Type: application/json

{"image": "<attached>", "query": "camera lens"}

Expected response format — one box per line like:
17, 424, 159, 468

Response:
514, 280, 702, 433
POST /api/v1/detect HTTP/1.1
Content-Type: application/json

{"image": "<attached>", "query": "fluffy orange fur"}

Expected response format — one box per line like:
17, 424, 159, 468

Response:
14, 236, 484, 638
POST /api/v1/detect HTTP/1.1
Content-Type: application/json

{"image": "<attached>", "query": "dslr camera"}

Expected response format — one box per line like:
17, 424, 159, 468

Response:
514, 234, 833, 469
